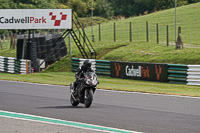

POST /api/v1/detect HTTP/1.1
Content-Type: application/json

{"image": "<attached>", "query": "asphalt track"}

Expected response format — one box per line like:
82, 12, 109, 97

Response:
0, 80, 200, 133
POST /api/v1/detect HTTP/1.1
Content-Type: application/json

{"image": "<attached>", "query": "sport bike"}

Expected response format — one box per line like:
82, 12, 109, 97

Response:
70, 71, 99, 108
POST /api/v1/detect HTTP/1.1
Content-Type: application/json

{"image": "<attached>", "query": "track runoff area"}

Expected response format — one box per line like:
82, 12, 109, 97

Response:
0, 110, 141, 133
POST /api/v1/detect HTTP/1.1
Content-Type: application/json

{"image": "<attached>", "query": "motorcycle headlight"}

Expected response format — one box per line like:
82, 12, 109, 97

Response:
93, 78, 97, 86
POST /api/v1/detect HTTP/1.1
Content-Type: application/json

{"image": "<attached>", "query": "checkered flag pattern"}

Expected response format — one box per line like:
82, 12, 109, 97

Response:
49, 12, 67, 26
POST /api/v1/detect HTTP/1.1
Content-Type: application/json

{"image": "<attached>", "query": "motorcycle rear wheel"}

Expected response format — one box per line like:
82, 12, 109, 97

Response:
84, 89, 93, 108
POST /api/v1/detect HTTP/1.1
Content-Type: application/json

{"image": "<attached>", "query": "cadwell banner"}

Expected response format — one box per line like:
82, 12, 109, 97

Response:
0, 9, 72, 29
111, 61, 168, 82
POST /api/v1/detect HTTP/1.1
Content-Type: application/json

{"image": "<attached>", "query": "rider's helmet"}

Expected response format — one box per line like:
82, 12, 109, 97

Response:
83, 59, 91, 70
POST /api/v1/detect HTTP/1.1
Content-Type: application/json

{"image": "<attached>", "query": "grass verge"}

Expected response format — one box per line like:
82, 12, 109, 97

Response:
100, 40, 200, 64
0, 72, 200, 97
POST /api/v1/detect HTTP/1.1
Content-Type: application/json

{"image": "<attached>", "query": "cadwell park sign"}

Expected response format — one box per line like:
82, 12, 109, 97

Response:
111, 61, 168, 82
0, 9, 72, 29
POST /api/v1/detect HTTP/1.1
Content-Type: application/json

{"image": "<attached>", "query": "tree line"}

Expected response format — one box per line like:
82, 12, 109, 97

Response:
0, 0, 199, 18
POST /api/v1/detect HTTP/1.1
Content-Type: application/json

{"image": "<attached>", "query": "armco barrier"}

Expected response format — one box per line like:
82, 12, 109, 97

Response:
168, 64, 188, 84
187, 65, 200, 86
0, 56, 31, 74
95, 60, 110, 75
71, 58, 110, 76
71, 58, 79, 72
71, 58, 200, 86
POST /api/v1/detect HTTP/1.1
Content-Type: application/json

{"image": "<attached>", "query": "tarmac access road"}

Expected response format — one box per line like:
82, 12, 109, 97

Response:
0, 80, 200, 133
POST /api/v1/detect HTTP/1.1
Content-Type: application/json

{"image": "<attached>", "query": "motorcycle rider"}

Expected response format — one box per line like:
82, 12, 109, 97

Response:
73, 59, 94, 94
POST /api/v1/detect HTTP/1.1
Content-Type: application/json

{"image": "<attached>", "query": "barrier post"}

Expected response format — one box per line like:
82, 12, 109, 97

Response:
130, 22, 132, 42
167, 25, 169, 46
114, 22, 116, 42
26, 60, 29, 74
156, 23, 159, 44
99, 23, 101, 41
146, 21, 149, 42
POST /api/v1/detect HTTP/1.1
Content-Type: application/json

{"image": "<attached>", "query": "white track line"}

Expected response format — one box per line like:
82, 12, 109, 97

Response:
0, 110, 142, 133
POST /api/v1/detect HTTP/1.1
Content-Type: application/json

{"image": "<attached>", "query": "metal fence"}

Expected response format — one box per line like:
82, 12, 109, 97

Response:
78, 22, 200, 48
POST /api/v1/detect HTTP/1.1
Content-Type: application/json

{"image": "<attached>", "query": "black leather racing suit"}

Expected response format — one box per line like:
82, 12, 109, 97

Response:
73, 65, 94, 90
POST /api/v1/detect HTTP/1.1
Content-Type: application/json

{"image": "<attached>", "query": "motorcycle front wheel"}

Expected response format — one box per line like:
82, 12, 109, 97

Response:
70, 94, 79, 106
84, 89, 93, 108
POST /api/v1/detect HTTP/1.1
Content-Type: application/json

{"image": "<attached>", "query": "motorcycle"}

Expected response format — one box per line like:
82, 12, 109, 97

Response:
70, 71, 99, 108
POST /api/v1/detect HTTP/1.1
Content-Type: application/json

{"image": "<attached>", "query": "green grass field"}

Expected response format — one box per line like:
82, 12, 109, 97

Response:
84, 2, 200, 46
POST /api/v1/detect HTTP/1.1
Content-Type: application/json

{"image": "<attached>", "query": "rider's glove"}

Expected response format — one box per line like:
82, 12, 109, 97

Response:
79, 78, 84, 81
